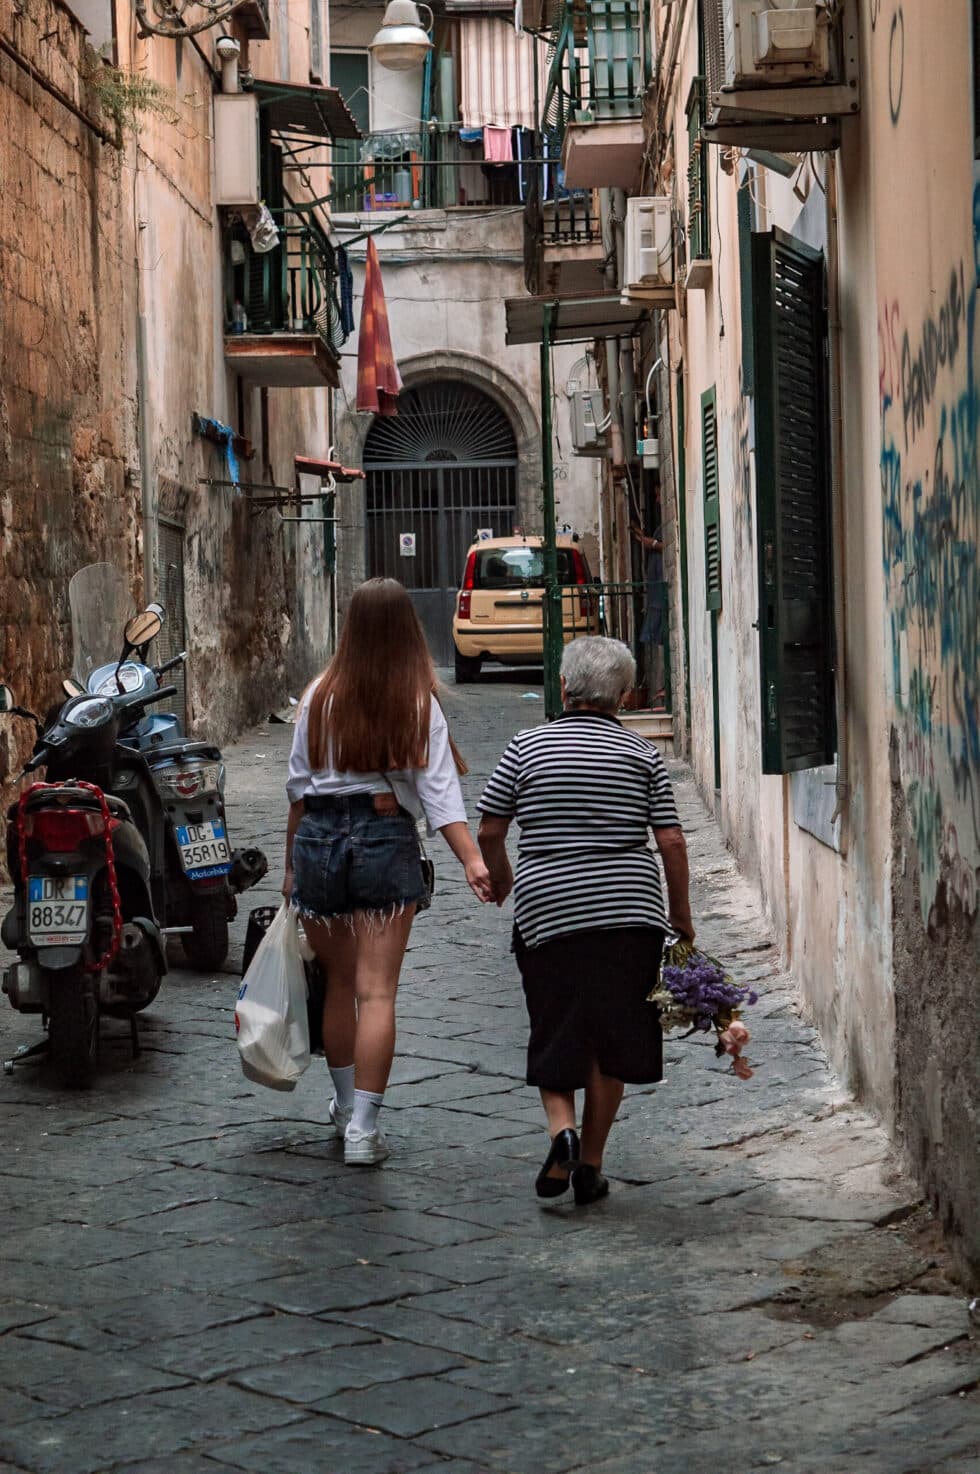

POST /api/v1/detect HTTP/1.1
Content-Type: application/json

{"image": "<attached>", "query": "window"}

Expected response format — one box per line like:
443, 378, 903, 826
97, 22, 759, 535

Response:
751, 228, 835, 774
473, 547, 588, 589
686, 77, 710, 262
701, 387, 721, 612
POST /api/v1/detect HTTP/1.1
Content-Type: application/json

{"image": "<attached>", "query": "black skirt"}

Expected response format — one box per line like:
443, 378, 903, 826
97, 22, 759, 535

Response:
513, 925, 665, 1090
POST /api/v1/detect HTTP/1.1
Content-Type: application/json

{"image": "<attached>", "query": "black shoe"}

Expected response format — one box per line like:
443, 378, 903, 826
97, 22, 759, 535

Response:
571, 1164, 609, 1206
535, 1128, 580, 1198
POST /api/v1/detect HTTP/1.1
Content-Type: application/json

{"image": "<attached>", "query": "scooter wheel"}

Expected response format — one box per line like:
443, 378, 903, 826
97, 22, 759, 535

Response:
182, 897, 230, 972
48, 972, 99, 1088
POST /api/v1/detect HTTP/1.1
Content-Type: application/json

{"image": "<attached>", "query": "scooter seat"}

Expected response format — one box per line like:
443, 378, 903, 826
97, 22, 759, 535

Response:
8, 788, 133, 822
146, 741, 221, 761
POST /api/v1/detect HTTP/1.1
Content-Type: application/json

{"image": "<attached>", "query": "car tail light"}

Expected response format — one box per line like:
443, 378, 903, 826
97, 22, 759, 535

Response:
571, 548, 590, 616
458, 549, 477, 620
24, 808, 104, 851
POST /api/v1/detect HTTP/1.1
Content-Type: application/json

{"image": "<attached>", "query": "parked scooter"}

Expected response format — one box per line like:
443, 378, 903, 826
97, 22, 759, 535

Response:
68, 564, 266, 971
0, 604, 173, 1086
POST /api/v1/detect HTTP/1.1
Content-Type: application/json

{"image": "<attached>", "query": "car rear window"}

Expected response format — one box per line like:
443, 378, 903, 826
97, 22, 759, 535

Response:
473, 547, 589, 588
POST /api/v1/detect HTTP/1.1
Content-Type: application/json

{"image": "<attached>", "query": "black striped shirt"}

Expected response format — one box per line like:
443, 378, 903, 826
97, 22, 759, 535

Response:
478, 711, 681, 949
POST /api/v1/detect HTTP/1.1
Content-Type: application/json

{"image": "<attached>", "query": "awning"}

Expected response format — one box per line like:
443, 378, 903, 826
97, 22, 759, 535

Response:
505, 292, 667, 346
459, 18, 549, 131
294, 455, 365, 483
252, 80, 361, 143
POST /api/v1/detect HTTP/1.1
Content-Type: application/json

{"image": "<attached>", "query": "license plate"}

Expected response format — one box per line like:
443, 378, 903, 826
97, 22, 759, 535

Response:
176, 820, 231, 877
28, 875, 89, 946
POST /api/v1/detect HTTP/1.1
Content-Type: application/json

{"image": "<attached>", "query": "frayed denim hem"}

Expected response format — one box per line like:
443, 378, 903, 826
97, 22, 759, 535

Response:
290, 900, 418, 934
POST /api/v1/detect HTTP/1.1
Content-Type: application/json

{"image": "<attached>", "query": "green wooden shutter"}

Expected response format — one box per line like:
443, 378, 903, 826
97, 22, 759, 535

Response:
737, 176, 755, 393
701, 386, 722, 612
751, 227, 835, 774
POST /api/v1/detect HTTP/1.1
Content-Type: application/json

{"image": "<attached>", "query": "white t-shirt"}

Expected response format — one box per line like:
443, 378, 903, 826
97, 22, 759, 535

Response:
286, 685, 467, 833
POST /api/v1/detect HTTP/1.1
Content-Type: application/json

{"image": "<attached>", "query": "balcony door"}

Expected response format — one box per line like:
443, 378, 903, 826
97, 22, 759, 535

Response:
363, 382, 519, 665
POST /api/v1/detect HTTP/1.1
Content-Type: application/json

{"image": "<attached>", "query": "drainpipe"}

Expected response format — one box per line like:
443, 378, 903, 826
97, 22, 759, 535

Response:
599, 189, 627, 583
134, 135, 155, 603
216, 35, 241, 93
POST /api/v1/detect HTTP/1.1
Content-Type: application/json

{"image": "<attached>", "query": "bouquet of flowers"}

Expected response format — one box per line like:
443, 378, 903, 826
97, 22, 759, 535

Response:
648, 940, 758, 1079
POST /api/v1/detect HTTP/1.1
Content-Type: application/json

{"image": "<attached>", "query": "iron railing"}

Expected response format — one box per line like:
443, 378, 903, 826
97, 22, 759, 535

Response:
543, 578, 671, 718
686, 76, 710, 263
542, 0, 651, 145
234, 221, 346, 353
331, 128, 599, 240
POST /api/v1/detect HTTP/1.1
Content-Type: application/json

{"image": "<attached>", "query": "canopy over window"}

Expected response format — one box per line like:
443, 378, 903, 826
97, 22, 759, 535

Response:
459, 18, 549, 131
251, 80, 361, 142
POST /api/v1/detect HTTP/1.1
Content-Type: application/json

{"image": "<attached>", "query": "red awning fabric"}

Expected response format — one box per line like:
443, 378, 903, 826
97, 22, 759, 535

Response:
356, 238, 402, 417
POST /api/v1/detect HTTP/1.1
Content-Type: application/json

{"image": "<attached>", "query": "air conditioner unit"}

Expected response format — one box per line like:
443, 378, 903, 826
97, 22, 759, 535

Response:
570, 389, 608, 457
624, 197, 672, 291
701, 0, 859, 142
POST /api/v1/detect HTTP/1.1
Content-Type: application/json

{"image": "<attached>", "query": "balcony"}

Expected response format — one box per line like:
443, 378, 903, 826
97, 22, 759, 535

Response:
224, 221, 344, 389
543, 0, 650, 191
331, 127, 548, 214
234, 0, 271, 41
535, 191, 605, 295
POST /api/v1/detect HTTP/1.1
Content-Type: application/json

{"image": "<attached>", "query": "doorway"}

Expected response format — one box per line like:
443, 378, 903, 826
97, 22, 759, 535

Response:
363, 381, 519, 664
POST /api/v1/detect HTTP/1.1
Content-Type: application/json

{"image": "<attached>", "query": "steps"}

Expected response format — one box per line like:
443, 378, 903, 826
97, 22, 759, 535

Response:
619, 709, 674, 752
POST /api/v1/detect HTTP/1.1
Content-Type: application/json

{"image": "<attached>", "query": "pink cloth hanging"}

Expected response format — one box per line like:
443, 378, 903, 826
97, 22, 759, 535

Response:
484, 126, 514, 163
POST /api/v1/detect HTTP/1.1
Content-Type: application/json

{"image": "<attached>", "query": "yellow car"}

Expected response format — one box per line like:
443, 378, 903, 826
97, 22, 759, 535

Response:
451, 535, 597, 682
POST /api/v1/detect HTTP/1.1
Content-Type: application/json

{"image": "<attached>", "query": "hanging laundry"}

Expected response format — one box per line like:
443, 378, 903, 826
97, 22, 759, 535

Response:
356, 239, 402, 417
337, 246, 355, 340
458, 127, 484, 144
484, 126, 514, 163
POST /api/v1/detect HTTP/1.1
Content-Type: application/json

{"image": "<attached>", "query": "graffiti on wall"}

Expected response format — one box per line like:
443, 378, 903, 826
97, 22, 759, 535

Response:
878, 184, 980, 922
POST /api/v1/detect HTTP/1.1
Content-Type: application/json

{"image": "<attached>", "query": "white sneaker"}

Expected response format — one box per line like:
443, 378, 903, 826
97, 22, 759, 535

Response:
329, 1098, 353, 1138
344, 1125, 390, 1166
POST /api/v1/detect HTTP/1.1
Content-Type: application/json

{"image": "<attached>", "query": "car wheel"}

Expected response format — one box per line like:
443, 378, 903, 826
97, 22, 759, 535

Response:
454, 649, 482, 683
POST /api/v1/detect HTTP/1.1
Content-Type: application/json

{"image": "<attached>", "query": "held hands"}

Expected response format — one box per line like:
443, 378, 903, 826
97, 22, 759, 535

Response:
464, 854, 495, 904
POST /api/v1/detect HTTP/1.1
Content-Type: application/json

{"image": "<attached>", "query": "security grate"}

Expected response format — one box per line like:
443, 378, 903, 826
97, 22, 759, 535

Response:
363, 382, 519, 664
363, 382, 518, 466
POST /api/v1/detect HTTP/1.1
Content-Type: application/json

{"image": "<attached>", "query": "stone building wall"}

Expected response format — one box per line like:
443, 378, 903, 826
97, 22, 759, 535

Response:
0, 0, 139, 788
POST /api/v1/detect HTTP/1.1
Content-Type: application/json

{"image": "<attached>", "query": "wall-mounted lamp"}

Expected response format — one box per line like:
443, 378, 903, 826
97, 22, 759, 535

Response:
368, 0, 434, 72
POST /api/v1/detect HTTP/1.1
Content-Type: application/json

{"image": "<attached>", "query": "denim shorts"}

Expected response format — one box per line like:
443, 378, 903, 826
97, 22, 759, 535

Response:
291, 794, 427, 922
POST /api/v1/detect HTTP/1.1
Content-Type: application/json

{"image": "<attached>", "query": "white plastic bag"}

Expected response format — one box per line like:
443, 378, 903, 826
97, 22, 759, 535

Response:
235, 904, 310, 1090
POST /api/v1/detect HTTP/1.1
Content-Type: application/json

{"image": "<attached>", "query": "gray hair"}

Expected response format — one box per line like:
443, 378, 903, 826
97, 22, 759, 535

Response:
561, 636, 635, 711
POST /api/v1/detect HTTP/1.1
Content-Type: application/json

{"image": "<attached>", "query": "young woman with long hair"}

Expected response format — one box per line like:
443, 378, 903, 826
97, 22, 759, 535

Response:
284, 578, 492, 1165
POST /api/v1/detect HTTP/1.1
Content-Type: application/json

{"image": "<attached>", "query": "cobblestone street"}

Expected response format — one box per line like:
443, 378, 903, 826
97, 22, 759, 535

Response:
0, 677, 977, 1474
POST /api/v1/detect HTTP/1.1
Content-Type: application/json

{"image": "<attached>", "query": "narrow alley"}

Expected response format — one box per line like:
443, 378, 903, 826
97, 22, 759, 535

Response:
0, 677, 976, 1474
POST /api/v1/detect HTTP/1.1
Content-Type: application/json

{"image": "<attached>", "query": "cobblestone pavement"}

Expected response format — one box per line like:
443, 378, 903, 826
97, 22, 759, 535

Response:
0, 675, 977, 1474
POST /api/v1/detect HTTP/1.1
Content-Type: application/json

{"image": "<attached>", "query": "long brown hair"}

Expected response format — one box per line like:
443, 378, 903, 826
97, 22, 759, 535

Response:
306, 578, 467, 775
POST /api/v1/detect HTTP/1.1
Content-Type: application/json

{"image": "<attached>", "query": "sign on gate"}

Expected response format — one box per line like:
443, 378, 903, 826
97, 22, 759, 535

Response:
399, 532, 417, 557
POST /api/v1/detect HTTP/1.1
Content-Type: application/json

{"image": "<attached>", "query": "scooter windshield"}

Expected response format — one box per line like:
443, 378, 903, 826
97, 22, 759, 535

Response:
69, 564, 136, 684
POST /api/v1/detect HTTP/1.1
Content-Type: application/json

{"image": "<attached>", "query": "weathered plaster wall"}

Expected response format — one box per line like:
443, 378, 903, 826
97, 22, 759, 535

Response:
120, 7, 335, 742
866, 0, 980, 1279
0, 0, 138, 788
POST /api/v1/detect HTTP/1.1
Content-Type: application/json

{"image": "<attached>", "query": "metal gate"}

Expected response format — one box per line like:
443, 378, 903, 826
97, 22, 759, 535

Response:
363, 382, 519, 665
157, 520, 188, 728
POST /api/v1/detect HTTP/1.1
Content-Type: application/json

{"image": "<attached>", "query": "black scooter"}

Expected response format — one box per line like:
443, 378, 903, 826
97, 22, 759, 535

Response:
0, 606, 173, 1085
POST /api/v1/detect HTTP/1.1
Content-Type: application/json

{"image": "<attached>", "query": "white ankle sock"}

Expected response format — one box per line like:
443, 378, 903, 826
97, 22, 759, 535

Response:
328, 1064, 355, 1113
351, 1089, 384, 1136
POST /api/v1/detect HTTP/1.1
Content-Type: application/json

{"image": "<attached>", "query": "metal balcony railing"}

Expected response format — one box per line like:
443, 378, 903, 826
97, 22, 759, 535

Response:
331, 128, 600, 244
232, 221, 345, 353
542, 0, 651, 143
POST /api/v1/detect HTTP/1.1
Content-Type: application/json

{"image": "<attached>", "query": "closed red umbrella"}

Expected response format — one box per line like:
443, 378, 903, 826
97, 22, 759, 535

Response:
356, 238, 402, 416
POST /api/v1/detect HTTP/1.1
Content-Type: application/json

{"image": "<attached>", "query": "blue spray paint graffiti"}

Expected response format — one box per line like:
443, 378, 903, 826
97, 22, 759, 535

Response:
879, 184, 980, 921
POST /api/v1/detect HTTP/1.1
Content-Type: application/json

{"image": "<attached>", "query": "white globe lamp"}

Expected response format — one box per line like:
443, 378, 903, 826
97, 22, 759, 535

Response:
368, 0, 434, 72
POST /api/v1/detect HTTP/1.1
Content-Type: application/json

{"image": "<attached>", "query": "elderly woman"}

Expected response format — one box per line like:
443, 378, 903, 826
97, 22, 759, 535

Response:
478, 636, 693, 1205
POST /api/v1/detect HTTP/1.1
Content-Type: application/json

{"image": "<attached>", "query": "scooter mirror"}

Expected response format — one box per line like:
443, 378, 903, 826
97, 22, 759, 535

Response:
0, 683, 15, 712
124, 603, 164, 647
63, 677, 85, 698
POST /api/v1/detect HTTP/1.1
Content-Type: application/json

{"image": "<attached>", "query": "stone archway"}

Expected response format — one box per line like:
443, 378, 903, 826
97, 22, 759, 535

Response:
334, 351, 542, 613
